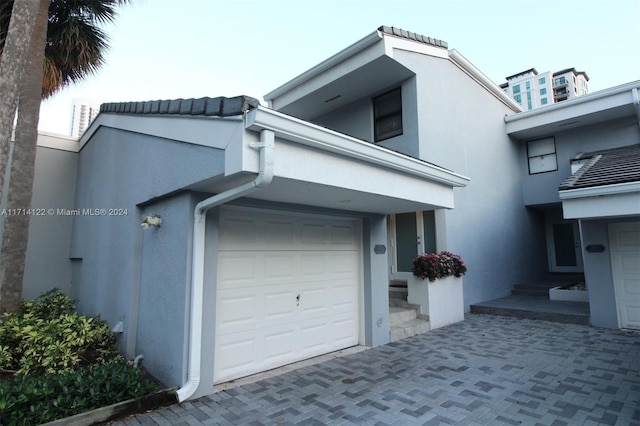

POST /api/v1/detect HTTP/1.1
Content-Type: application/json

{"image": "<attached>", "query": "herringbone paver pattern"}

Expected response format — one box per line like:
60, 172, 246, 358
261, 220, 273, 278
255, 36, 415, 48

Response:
115, 315, 640, 425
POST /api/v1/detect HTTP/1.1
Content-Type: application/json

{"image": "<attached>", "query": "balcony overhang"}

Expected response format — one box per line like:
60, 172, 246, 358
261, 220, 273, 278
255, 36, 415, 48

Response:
506, 81, 640, 140
189, 107, 469, 215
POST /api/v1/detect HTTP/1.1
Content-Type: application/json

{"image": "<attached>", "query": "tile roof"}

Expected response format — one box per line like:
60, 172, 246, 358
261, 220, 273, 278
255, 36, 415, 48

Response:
99, 95, 260, 117
559, 144, 640, 190
378, 26, 448, 49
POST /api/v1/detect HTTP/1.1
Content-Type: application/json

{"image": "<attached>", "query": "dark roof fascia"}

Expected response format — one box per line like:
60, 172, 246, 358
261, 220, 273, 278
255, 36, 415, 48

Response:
100, 96, 260, 118
504, 68, 538, 81
553, 68, 589, 81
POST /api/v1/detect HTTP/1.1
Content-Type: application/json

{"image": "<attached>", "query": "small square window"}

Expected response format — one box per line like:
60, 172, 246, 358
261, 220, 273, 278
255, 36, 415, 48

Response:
540, 88, 547, 95
374, 88, 402, 142
513, 84, 521, 94
539, 77, 546, 84
527, 137, 557, 174
541, 98, 548, 105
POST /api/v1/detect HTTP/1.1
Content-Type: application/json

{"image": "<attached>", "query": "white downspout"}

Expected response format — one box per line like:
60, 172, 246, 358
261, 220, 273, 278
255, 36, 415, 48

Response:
632, 87, 640, 130
176, 129, 275, 402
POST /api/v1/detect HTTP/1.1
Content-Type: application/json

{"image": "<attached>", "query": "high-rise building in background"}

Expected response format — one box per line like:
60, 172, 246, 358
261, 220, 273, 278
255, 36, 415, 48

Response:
69, 98, 100, 137
500, 68, 589, 111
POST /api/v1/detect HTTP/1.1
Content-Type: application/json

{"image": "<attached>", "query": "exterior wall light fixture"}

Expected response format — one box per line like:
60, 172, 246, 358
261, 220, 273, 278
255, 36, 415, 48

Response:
141, 214, 162, 229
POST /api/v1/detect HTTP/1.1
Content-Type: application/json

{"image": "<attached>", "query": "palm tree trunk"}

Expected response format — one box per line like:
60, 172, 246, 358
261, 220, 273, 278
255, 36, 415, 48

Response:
0, 0, 50, 314
0, 0, 42, 202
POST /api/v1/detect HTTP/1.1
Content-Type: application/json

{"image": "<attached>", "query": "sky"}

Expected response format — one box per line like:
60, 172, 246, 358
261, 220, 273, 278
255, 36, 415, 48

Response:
38, 0, 640, 135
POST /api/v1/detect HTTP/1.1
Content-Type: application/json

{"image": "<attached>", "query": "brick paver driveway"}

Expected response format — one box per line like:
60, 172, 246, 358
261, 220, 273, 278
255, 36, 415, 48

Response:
116, 314, 640, 425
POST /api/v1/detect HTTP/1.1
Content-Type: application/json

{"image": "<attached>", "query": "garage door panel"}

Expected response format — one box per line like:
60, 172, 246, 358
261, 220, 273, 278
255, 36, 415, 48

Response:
263, 327, 297, 362
217, 253, 259, 284
609, 222, 640, 330
302, 223, 326, 244
332, 282, 358, 310
216, 207, 360, 383
263, 289, 298, 321
332, 315, 358, 344
300, 253, 327, 276
216, 291, 259, 331
329, 252, 359, 276
331, 224, 358, 246
300, 322, 330, 353
219, 217, 259, 246
264, 253, 297, 282
215, 334, 258, 377
265, 220, 295, 245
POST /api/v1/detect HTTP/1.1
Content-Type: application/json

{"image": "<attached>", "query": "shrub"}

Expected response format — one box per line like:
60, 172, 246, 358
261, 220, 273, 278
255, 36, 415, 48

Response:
0, 289, 120, 376
0, 361, 158, 425
412, 251, 467, 282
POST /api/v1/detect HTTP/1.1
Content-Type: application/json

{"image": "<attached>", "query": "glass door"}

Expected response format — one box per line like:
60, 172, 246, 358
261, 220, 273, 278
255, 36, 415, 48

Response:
388, 211, 436, 280
546, 220, 584, 273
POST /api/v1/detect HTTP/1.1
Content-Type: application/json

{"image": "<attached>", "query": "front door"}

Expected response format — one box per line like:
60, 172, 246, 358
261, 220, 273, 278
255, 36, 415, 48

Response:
545, 211, 584, 273
388, 211, 436, 281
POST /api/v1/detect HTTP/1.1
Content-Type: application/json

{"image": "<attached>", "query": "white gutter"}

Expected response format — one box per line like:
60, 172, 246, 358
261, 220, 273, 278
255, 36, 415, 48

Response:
176, 128, 275, 402
633, 87, 640, 129
559, 181, 640, 200
448, 49, 522, 113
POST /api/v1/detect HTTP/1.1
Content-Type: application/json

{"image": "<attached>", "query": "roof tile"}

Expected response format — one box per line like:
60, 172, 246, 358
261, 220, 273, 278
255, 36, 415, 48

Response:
378, 26, 448, 49
559, 144, 640, 190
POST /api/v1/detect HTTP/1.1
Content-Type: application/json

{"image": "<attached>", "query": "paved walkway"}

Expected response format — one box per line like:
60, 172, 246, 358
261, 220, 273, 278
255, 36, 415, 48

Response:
115, 314, 640, 425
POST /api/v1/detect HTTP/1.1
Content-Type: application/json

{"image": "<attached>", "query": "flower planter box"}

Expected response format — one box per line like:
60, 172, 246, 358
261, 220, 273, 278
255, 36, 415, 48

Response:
549, 286, 589, 303
407, 275, 464, 330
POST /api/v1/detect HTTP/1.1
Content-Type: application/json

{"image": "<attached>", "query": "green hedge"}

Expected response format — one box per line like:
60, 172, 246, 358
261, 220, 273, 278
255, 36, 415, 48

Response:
0, 289, 158, 424
0, 289, 120, 375
0, 361, 157, 425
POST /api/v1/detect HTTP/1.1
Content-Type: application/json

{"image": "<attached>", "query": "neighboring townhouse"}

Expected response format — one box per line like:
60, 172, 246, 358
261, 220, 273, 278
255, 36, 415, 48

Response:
506, 84, 640, 329
20, 26, 639, 400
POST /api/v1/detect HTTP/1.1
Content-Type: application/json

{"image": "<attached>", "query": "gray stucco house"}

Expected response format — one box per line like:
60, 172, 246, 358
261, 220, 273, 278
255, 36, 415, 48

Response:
22, 26, 639, 399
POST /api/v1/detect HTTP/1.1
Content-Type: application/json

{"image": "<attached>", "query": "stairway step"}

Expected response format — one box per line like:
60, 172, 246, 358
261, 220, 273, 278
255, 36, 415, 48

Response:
511, 288, 551, 297
389, 306, 417, 325
513, 283, 559, 290
390, 318, 431, 342
389, 288, 408, 300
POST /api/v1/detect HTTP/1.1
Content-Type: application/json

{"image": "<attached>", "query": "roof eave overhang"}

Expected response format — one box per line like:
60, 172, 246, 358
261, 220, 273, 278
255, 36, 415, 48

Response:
246, 107, 470, 189
506, 81, 640, 140
265, 30, 383, 104
559, 182, 640, 219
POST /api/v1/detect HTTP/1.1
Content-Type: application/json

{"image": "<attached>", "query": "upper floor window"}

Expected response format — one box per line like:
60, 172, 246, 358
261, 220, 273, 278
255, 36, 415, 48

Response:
541, 98, 548, 105
525, 81, 531, 90
513, 84, 521, 94
374, 88, 402, 142
527, 137, 557, 174
554, 77, 567, 86
538, 77, 546, 85
540, 88, 547, 95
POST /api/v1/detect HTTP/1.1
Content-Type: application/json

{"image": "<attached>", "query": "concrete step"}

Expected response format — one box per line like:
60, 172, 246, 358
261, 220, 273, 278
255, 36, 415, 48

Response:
389, 288, 408, 300
389, 306, 417, 326
390, 318, 431, 342
511, 287, 552, 297
470, 303, 590, 326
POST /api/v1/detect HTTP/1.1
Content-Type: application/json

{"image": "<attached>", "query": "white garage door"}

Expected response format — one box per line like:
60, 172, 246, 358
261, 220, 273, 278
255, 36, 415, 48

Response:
609, 222, 640, 330
214, 206, 361, 383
